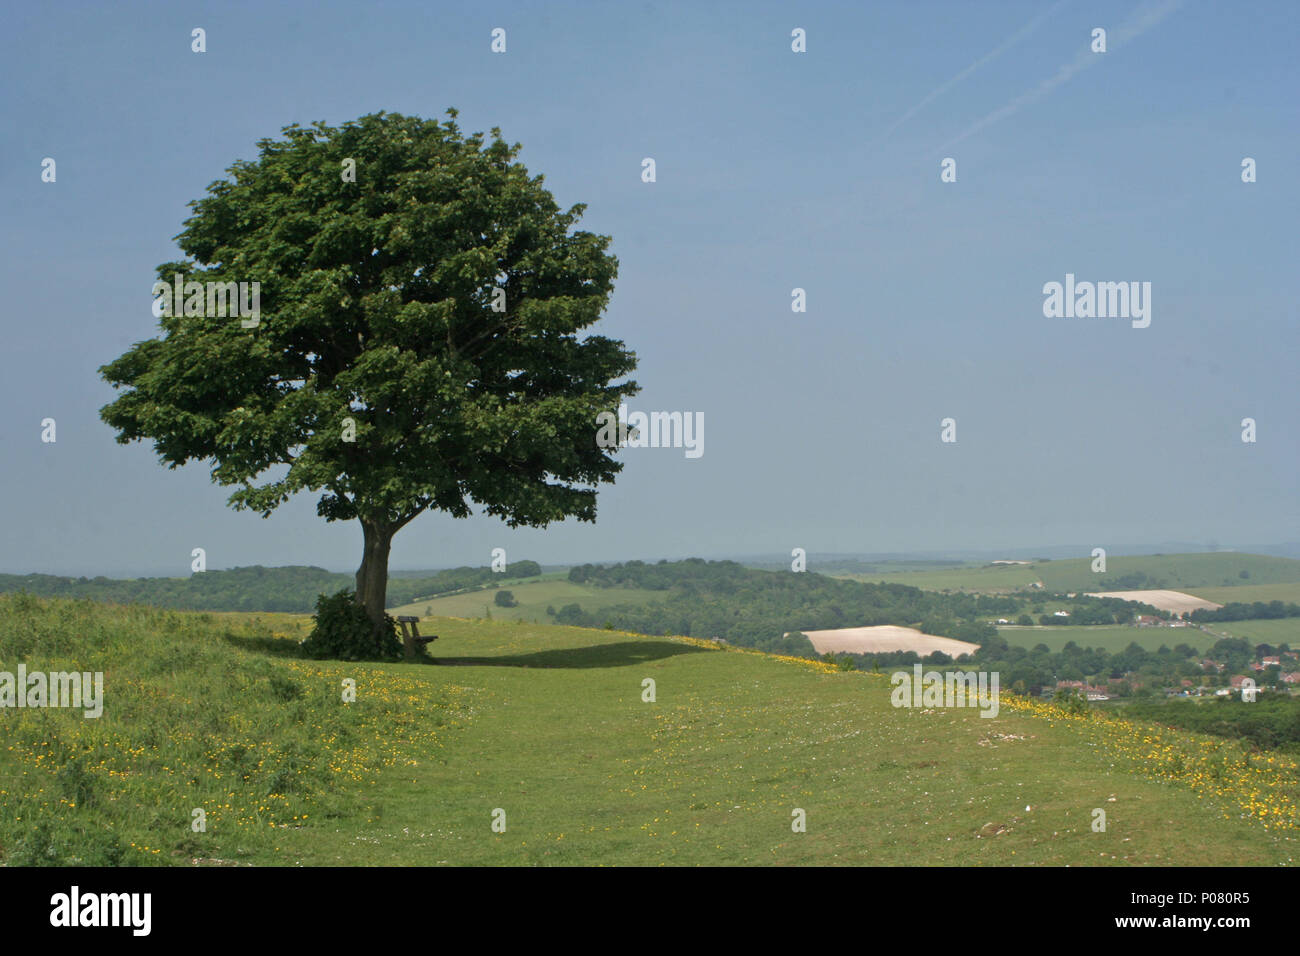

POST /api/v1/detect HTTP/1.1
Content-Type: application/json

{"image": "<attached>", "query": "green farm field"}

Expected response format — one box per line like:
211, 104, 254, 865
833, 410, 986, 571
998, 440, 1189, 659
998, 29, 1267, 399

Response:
841, 553, 1300, 596
837, 563, 1038, 591
1201, 619, 1300, 646
388, 577, 665, 623
2, 595, 1296, 866
1184, 583, 1300, 605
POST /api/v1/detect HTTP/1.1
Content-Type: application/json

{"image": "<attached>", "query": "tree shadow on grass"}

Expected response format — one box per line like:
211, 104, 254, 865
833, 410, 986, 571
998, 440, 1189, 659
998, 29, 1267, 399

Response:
219, 631, 402, 663
218, 633, 712, 670
221, 632, 305, 658
429, 640, 711, 669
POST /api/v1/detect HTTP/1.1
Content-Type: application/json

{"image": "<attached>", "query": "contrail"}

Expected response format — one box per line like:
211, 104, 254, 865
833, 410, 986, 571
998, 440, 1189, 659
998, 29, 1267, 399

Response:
873, 0, 1071, 148
937, 0, 1185, 151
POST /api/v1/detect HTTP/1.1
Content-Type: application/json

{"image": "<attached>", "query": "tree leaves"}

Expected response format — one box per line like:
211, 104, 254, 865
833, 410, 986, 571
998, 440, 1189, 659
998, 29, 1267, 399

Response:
100, 111, 639, 533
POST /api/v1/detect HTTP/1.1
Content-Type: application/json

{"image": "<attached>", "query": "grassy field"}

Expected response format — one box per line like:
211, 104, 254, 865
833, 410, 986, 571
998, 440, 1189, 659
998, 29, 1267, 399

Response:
838, 564, 1039, 591
1201, 619, 1300, 647
1184, 583, 1300, 605
388, 578, 666, 623
839, 553, 1300, 595
998, 626, 1217, 654
2, 595, 1297, 865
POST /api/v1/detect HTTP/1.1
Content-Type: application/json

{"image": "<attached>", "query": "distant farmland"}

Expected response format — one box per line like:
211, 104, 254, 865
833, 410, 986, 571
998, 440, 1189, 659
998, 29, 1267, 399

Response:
835, 563, 1037, 591
1082, 590, 1222, 615
1202, 618, 1300, 645
998, 625, 1216, 654
388, 577, 665, 623
837, 553, 1300, 596
1184, 582, 1300, 605
795, 625, 980, 658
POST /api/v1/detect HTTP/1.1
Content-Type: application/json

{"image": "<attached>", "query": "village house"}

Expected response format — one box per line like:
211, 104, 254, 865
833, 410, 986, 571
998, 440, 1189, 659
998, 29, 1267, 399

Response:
1057, 680, 1108, 699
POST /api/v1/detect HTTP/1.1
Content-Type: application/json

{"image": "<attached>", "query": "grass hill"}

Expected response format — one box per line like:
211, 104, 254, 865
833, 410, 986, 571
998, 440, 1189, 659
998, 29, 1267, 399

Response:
1, 595, 1295, 865
388, 577, 664, 623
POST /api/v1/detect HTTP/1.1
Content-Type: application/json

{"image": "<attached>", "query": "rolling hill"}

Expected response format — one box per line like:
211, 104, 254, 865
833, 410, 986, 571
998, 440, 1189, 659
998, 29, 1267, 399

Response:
840, 552, 1300, 595
1, 595, 1295, 865
387, 578, 665, 623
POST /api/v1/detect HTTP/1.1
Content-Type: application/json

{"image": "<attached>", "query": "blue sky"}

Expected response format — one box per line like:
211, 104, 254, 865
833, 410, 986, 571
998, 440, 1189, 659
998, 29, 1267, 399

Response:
1, 0, 1296, 575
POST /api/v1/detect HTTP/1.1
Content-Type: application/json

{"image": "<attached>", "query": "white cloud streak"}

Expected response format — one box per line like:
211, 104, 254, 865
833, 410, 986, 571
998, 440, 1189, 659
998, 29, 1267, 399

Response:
873, 0, 1072, 149
937, 0, 1186, 151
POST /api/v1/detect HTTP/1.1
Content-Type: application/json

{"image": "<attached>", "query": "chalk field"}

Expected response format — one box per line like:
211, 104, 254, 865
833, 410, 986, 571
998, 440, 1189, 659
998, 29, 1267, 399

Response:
1084, 589, 1224, 614
792, 625, 980, 657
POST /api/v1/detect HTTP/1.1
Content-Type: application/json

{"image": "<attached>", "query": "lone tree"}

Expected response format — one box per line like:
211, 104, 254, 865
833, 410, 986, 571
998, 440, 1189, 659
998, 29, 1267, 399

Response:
100, 111, 638, 645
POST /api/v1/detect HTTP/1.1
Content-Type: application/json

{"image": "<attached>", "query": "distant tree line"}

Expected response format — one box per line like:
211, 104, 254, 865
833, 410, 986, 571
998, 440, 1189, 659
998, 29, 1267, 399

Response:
1032, 596, 1158, 625
0, 561, 542, 614
555, 560, 1170, 653
1189, 600, 1300, 622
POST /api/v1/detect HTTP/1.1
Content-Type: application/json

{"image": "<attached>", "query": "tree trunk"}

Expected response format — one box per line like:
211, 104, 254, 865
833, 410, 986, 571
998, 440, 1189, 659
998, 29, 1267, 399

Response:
355, 518, 394, 646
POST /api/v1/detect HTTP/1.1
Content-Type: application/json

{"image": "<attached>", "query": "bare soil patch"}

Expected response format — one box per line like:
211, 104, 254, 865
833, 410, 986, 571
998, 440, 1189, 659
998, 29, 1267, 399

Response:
1083, 589, 1223, 614
793, 624, 980, 657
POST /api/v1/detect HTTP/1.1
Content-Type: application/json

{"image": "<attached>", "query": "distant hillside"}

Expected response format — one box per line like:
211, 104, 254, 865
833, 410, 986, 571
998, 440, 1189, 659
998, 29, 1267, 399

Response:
744, 557, 968, 575
0, 562, 542, 614
844, 552, 1300, 595
400, 558, 1238, 654
1039, 553, 1300, 592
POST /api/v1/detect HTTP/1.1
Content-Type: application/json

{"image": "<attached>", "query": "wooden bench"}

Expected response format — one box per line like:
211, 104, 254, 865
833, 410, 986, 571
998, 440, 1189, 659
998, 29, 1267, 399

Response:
396, 616, 438, 660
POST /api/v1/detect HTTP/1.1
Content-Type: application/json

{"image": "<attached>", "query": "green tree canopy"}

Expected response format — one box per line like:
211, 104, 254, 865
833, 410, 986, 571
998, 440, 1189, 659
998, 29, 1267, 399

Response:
100, 110, 638, 638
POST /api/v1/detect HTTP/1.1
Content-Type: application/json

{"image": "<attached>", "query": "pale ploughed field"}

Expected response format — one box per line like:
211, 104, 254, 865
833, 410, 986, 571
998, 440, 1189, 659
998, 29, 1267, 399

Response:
793, 625, 981, 657
1083, 589, 1224, 614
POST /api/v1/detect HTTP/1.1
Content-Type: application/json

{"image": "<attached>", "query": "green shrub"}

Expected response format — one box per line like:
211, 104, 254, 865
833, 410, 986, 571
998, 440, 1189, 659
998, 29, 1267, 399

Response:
300, 589, 401, 661
820, 652, 857, 672
1054, 689, 1090, 715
